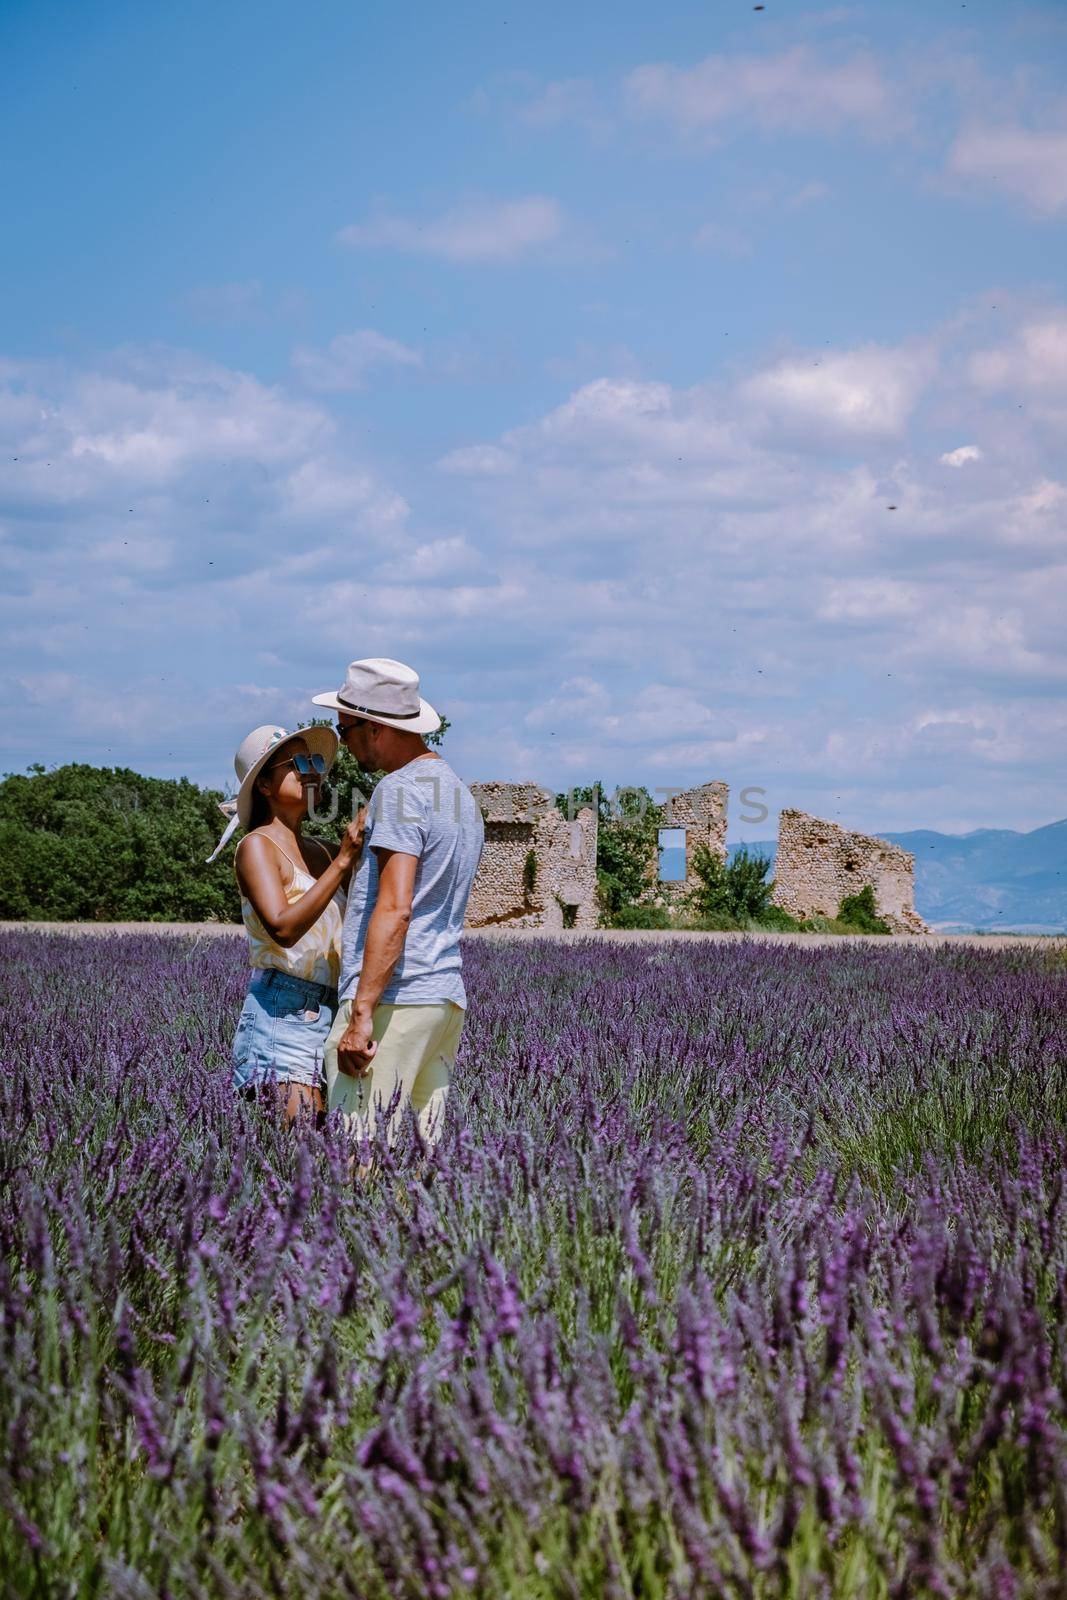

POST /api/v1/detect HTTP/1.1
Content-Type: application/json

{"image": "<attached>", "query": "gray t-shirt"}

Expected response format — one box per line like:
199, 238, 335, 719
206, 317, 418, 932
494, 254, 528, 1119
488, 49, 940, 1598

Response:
339, 756, 484, 1008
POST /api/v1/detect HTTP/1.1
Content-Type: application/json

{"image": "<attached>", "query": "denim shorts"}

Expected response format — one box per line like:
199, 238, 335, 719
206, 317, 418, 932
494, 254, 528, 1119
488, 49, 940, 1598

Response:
232, 969, 338, 1092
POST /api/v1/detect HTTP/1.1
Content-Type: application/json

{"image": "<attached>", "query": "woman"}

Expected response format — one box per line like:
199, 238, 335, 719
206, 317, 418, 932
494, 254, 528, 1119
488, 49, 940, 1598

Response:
207, 723, 365, 1122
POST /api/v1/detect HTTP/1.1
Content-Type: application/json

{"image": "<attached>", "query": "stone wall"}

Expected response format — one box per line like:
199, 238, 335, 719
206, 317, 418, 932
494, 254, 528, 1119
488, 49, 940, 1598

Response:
771, 809, 928, 934
652, 781, 730, 905
463, 781, 930, 936
465, 782, 599, 930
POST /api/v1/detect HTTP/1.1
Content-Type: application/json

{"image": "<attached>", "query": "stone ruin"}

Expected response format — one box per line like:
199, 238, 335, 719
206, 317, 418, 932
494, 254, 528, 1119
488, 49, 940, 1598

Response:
463, 780, 927, 935
771, 809, 928, 934
465, 782, 599, 931
651, 782, 729, 906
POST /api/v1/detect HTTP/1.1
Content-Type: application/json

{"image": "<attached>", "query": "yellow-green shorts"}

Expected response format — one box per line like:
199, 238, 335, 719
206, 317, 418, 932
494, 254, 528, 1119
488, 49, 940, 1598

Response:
324, 999, 464, 1148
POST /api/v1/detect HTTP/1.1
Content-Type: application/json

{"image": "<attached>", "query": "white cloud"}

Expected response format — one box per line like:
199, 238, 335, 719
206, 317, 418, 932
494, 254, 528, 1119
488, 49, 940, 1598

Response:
904, 604, 1065, 684
940, 444, 982, 467
693, 221, 750, 257
292, 330, 422, 392
817, 578, 924, 622
532, 377, 675, 442
914, 707, 997, 742
3, 305, 1067, 831
406, 536, 482, 582
281, 459, 408, 527
948, 122, 1067, 215
970, 314, 1067, 396
524, 675, 612, 729
416, 304, 1067, 817
339, 196, 564, 263
180, 280, 268, 324
437, 444, 517, 476
469, 71, 613, 141
524, 677, 737, 755
742, 343, 933, 442
57, 355, 328, 484
624, 46, 895, 139
786, 180, 831, 210
1003, 479, 1067, 548
0, 344, 416, 781
517, 78, 603, 132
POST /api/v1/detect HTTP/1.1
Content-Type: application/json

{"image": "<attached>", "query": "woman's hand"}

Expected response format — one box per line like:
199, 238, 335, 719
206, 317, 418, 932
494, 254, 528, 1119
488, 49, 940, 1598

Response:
336, 809, 367, 872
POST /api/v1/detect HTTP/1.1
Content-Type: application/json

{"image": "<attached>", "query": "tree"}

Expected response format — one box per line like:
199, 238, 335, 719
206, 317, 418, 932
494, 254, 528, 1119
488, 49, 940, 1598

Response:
0, 716, 452, 921
0, 764, 242, 921
685, 845, 774, 925
555, 783, 664, 926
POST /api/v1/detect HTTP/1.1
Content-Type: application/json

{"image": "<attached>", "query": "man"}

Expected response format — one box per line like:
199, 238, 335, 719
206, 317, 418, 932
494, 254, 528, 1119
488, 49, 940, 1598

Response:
313, 657, 484, 1148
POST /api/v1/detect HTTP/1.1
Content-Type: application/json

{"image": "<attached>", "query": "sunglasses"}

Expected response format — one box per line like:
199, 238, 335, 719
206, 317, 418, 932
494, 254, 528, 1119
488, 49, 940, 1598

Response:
265, 752, 328, 779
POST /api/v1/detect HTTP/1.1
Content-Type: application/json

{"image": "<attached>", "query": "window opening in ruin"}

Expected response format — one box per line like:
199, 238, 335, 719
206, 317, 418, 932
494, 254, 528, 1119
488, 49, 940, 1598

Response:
562, 903, 577, 928
522, 850, 538, 896
658, 827, 687, 882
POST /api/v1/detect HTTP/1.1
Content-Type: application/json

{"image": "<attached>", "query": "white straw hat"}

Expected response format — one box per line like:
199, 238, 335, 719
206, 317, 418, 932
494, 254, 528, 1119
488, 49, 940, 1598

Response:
205, 723, 338, 864
312, 657, 441, 735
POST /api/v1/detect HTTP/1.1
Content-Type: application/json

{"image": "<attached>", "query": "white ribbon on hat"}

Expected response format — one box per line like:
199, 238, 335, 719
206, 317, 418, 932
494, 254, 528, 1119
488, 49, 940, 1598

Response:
205, 798, 241, 865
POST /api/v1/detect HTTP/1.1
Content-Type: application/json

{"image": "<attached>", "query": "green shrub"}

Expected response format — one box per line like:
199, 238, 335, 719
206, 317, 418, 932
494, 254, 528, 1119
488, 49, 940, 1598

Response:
838, 884, 891, 934
612, 903, 673, 930
686, 845, 774, 923
682, 910, 744, 932
756, 904, 805, 932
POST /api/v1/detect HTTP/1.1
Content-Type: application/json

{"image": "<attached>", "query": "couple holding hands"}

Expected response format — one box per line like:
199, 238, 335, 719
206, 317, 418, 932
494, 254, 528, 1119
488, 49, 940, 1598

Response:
209, 657, 484, 1145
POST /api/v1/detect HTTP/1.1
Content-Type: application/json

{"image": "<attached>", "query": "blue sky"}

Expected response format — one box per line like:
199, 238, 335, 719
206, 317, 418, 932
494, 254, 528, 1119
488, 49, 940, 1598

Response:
1, 0, 1065, 836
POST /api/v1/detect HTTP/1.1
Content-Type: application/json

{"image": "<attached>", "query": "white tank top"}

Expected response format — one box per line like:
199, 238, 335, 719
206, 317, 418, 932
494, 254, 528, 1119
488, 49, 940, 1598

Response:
238, 836, 346, 989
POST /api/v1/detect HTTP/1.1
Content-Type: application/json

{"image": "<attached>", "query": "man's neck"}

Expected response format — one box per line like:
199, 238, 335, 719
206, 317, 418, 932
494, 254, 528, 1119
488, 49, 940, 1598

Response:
381, 737, 435, 774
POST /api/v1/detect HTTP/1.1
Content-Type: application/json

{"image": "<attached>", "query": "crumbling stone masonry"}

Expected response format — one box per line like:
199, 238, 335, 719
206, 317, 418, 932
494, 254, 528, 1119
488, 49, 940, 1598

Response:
771, 809, 928, 934
651, 782, 730, 906
465, 782, 599, 930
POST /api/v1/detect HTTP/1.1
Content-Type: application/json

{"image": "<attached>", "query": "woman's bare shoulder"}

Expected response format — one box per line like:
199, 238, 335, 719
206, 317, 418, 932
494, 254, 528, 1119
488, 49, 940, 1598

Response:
235, 829, 293, 884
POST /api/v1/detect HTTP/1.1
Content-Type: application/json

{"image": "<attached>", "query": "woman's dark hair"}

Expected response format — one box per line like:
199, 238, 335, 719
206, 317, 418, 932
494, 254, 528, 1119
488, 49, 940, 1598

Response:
247, 738, 308, 833
248, 784, 272, 830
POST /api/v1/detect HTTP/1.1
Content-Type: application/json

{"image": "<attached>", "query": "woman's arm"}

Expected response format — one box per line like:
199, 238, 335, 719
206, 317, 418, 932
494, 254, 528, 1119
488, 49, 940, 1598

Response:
236, 818, 363, 947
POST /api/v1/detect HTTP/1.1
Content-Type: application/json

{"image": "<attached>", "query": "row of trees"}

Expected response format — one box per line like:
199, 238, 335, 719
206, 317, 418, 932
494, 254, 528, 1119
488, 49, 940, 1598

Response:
0, 723, 419, 923
0, 764, 244, 922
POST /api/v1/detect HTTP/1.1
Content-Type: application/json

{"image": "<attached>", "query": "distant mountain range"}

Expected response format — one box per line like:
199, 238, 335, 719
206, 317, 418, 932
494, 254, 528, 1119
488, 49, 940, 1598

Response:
728, 820, 1067, 934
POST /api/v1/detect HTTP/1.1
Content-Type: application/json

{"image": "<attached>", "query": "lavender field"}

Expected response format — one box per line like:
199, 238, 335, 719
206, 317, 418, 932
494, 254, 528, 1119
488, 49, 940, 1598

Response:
3, 933, 1067, 1598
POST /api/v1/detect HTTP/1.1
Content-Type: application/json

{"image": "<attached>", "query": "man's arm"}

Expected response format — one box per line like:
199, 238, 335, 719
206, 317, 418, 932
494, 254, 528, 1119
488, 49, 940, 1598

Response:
336, 848, 417, 1077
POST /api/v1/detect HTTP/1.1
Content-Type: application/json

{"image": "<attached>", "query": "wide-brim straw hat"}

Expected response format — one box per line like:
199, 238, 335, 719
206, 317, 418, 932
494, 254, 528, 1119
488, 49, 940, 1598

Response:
205, 723, 338, 864
312, 656, 441, 735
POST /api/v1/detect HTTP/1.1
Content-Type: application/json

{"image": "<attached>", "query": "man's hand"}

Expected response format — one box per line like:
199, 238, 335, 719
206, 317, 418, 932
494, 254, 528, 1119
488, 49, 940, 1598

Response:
337, 1007, 377, 1078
